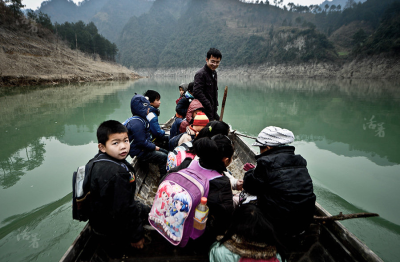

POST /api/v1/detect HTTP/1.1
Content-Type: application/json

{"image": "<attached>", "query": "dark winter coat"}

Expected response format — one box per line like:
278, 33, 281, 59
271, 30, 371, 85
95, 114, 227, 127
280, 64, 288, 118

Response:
123, 94, 155, 158
176, 91, 194, 118
243, 146, 316, 237
88, 152, 146, 243
193, 64, 219, 121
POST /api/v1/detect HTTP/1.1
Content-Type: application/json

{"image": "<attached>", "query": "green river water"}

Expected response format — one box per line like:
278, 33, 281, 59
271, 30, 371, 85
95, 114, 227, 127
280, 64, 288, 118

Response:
0, 78, 399, 261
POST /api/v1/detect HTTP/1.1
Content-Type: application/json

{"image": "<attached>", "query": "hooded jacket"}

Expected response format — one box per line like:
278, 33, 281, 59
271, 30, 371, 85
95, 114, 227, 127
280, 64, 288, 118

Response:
176, 91, 194, 118
243, 146, 316, 237
179, 99, 204, 134
147, 106, 165, 139
123, 95, 155, 158
176, 83, 189, 104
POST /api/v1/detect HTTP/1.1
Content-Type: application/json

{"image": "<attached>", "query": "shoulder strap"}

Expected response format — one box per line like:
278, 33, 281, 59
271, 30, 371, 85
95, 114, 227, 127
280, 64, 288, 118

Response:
123, 116, 147, 128
187, 160, 221, 181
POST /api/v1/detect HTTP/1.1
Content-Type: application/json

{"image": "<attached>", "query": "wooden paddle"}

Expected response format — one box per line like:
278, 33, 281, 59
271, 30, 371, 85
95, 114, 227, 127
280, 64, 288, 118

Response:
219, 86, 228, 121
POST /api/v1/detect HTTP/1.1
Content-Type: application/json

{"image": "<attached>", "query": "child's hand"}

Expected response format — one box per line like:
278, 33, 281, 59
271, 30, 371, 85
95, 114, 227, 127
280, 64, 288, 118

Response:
131, 238, 145, 249
243, 163, 255, 171
236, 179, 244, 191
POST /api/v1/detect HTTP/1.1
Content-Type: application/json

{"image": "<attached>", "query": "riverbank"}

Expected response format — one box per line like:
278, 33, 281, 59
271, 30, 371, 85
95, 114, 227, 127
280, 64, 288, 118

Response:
0, 27, 141, 87
134, 55, 400, 79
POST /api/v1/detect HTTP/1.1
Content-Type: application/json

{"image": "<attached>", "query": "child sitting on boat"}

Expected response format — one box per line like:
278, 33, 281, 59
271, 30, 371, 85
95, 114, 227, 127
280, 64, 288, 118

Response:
88, 120, 149, 249
123, 94, 168, 179
209, 204, 286, 262
169, 99, 204, 150
243, 126, 316, 245
170, 82, 194, 139
176, 83, 188, 104
168, 135, 235, 244
176, 82, 195, 119
177, 112, 209, 146
144, 90, 169, 149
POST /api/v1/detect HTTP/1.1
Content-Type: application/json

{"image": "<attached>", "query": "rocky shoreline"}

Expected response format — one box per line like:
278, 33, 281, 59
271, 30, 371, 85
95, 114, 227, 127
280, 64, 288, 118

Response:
0, 72, 141, 87
134, 56, 400, 79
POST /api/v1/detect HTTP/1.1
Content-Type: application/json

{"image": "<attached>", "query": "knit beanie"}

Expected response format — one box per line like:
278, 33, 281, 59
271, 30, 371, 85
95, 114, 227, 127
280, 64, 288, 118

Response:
192, 112, 209, 126
252, 126, 294, 147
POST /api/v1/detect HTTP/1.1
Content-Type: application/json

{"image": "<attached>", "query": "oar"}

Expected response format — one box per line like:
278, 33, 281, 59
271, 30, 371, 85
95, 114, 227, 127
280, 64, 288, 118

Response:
219, 86, 228, 121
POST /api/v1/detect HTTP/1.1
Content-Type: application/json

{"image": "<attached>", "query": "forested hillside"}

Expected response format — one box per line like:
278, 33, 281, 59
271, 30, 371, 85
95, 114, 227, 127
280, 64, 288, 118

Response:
35, 0, 400, 71
38, 0, 153, 42
119, 0, 336, 69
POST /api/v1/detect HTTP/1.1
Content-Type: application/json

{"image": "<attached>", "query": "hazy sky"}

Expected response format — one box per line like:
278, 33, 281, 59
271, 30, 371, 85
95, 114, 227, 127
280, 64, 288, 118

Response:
23, 0, 327, 11
23, 0, 84, 10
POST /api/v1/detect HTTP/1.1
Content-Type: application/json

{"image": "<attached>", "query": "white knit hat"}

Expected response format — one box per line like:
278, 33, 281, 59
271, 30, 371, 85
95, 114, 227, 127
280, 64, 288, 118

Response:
252, 126, 294, 147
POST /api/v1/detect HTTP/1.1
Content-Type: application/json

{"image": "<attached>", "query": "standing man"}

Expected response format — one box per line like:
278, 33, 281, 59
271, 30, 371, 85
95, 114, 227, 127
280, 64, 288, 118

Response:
193, 48, 222, 121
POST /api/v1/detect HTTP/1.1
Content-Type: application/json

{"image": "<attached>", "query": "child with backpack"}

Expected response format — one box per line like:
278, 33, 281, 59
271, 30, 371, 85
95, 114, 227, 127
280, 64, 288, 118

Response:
123, 94, 168, 178
144, 90, 169, 149
85, 120, 149, 249
149, 134, 235, 248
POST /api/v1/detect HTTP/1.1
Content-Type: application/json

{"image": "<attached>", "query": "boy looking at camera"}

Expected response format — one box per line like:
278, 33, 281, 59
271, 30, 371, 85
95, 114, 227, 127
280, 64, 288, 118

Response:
88, 120, 149, 249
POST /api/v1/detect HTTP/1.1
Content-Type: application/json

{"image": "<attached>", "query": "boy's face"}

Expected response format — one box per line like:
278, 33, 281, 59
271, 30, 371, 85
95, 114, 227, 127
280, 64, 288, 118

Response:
179, 88, 184, 96
151, 98, 161, 109
98, 132, 130, 160
206, 55, 221, 71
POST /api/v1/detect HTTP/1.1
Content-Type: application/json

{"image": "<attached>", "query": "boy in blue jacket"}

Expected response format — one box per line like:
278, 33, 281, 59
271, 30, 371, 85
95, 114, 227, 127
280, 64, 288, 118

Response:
123, 94, 168, 178
144, 90, 169, 149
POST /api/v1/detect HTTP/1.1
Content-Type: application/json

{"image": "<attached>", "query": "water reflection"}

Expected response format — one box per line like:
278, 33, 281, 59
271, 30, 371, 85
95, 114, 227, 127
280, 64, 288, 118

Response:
0, 78, 399, 262
0, 81, 133, 187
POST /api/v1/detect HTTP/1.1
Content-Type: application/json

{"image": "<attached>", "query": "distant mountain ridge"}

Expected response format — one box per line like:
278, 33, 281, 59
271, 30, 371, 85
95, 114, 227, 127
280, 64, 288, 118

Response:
38, 0, 153, 42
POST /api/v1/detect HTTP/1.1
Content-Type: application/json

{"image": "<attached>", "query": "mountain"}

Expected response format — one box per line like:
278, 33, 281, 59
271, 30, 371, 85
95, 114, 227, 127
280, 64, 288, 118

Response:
39, 0, 153, 43
118, 0, 336, 69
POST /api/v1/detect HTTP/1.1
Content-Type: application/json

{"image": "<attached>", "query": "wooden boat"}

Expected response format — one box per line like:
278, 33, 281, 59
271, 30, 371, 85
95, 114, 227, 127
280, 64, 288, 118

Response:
60, 118, 383, 262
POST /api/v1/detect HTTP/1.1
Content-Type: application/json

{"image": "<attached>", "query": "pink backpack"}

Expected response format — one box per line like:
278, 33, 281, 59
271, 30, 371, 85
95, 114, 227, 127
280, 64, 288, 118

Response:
149, 160, 221, 247
166, 142, 195, 172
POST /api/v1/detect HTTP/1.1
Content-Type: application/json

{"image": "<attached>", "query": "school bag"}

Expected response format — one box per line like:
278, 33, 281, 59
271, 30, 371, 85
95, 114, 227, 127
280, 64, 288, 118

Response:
72, 153, 129, 222
168, 132, 185, 151
148, 159, 221, 247
166, 141, 196, 172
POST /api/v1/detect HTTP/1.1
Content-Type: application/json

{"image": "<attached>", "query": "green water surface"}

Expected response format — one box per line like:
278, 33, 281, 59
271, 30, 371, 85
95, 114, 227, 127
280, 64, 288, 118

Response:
0, 78, 399, 261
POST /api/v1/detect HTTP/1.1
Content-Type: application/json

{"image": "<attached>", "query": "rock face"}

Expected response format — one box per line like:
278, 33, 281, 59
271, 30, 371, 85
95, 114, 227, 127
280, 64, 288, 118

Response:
134, 56, 400, 79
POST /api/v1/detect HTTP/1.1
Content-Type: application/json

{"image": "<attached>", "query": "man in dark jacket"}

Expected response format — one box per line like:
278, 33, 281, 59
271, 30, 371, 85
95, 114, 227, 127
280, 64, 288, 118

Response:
243, 126, 316, 241
123, 94, 168, 178
193, 48, 222, 121
89, 120, 149, 249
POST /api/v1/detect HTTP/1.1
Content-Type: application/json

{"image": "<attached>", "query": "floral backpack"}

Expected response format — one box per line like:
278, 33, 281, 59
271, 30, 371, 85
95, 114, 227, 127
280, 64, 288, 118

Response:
149, 160, 220, 247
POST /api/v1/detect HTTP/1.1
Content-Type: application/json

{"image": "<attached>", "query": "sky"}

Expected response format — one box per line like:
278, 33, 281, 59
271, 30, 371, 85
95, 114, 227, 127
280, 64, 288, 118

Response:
22, 0, 327, 11
23, 0, 84, 10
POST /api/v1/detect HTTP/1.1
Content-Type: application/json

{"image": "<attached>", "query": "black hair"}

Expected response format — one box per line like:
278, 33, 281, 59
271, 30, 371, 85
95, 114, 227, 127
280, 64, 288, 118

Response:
207, 48, 222, 59
144, 90, 161, 103
97, 120, 128, 145
219, 204, 287, 261
194, 121, 230, 142
187, 82, 194, 93
193, 134, 233, 173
